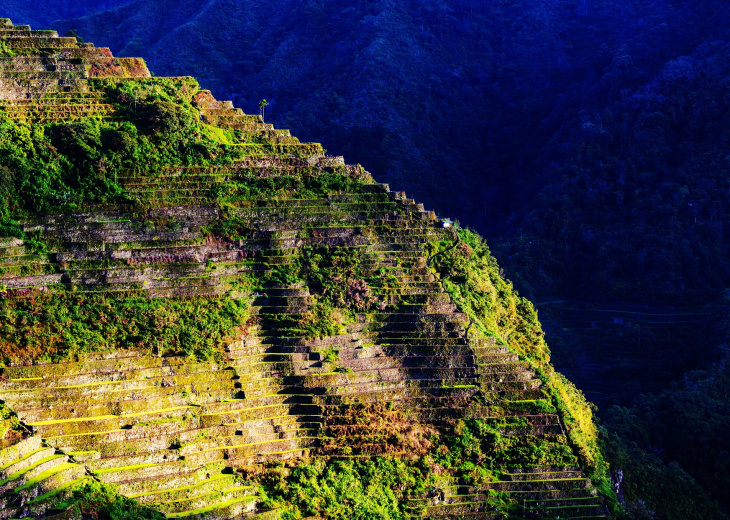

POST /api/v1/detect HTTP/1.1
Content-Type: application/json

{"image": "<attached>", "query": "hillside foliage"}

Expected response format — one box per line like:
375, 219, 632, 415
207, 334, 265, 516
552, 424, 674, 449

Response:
3, 1, 730, 516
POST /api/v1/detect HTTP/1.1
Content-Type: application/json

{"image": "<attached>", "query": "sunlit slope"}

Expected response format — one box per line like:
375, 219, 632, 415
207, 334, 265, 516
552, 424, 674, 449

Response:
0, 18, 613, 519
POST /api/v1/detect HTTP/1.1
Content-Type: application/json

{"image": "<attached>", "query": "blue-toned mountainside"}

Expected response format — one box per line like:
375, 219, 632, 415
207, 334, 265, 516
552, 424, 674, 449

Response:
0, 0, 127, 27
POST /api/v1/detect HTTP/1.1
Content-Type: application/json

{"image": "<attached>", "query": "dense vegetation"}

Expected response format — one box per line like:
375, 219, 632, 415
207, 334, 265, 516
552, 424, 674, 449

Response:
0, 77, 202, 215
0, 63, 615, 520
1, 0, 126, 27
4, 0, 730, 516
0, 76, 367, 218
257, 457, 430, 519
42, 0, 730, 300
56, 480, 166, 520
596, 295, 730, 519
430, 229, 614, 500
0, 292, 250, 363
256, 418, 580, 519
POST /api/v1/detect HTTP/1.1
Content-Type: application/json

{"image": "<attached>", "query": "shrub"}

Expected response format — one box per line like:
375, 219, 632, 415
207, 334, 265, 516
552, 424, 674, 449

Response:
0, 293, 249, 364
136, 99, 195, 136
258, 457, 429, 520
56, 480, 165, 520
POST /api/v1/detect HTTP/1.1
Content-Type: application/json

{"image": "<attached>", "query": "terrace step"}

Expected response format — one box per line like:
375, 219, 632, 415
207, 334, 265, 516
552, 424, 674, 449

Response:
0, 20, 600, 520
155, 483, 256, 514
1, 37, 79, 49
164, 493, 257, 519
0, 446, 56, 479
0, 450, 85, 508
0, 436, 43, 468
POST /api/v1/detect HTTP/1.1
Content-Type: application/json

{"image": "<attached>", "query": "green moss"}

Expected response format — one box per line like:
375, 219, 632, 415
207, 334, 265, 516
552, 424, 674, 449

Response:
94, 463, 157, 475
165, 495, 256, 518
25, 475, 91, 504
0, 40, 27, 57
0, 455, 63, 486
126, 474, 231, 499
201, 124, 235, 145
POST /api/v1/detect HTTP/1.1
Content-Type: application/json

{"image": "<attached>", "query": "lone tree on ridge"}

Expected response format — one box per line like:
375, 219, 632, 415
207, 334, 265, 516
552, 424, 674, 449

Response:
258, 99, 269, 121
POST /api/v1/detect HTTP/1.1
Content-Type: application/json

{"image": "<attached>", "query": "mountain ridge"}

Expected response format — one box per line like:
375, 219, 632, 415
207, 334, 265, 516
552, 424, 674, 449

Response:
0, 17, 614, 520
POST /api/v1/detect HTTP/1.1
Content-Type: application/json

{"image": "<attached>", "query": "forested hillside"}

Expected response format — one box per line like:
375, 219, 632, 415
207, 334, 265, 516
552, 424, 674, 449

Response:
1, 0, 128, 27
6, 1, 730, 518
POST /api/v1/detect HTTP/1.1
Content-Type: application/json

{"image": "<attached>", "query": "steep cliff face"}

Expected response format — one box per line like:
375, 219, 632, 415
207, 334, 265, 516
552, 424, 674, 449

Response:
0, 19, 612, 519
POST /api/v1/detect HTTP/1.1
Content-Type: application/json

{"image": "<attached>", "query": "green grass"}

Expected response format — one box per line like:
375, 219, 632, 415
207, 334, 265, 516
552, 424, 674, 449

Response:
94, 463, 157, 475
26, 475, 91, 504
0, 455, 63, 486
127, 474, 231, 499
165, 495, 256, 518
0, 447, 48, 472
14, 462, 78, 491
159, 484, 252, 505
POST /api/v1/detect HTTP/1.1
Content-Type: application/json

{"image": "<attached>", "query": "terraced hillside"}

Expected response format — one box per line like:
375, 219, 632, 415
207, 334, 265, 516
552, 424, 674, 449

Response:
0, 18, 613, 519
